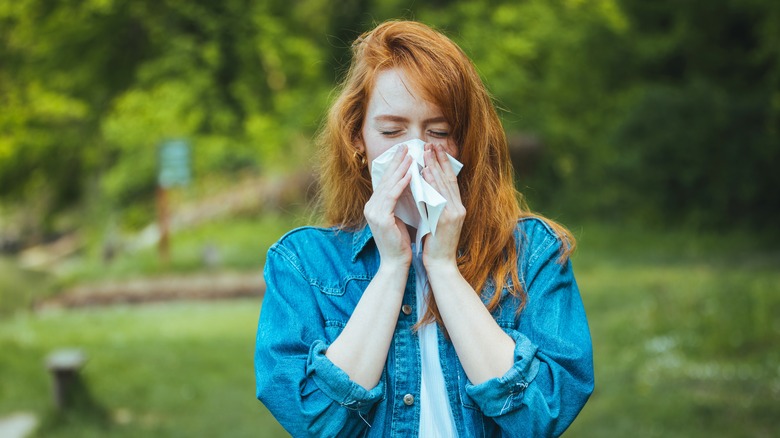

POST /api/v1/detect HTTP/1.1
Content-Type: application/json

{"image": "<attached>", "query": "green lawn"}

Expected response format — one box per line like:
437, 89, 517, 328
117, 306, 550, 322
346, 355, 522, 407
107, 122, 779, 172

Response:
0, 299, 288, 437
1, 220, 778, 437
56, 213, 303, 287
567, 223, 780, 437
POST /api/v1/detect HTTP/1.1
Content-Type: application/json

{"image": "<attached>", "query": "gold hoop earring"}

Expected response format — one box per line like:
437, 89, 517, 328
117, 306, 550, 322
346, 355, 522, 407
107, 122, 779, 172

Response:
353, 150, 367, 167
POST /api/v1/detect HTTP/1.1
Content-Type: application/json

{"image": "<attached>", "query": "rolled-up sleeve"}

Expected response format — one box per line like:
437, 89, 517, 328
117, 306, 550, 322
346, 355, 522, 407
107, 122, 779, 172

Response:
255, 244, 383, 437
467, 223, 594, 437
464, 330, 540, 416
306, 340, 384, 411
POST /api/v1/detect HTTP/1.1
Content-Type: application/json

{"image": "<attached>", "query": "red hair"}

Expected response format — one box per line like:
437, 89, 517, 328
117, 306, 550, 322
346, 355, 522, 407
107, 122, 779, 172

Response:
316, 20, 573, 325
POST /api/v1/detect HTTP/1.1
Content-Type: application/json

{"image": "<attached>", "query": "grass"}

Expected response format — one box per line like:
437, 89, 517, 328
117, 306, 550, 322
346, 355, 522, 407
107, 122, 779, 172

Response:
0, 299, 288, 437
0, 257, 56, 315
56, 212, 305, 287
0, 212, 302, 315
1, 217, 778, 437
566, 223, 780, 437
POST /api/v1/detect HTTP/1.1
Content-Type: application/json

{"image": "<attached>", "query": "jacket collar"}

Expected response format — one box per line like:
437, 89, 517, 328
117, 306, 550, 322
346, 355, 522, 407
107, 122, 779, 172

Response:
351, 224, 374, 262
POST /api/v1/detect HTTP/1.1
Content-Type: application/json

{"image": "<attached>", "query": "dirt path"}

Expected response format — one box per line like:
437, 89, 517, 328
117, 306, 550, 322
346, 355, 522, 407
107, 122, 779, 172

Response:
37, 271, 265, 310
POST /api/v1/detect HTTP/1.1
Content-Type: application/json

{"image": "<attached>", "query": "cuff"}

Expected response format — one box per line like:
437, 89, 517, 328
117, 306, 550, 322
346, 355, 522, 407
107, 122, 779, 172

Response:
306, 340, 384, 413
464, 329, 540, 417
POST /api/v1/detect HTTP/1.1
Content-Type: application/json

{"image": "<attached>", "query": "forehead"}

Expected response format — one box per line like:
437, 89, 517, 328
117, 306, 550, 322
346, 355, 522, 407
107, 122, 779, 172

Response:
366, 68, 442, 118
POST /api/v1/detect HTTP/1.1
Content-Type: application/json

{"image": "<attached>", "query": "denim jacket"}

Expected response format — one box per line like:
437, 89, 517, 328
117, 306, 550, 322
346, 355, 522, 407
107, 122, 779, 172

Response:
255, 217, 594, 437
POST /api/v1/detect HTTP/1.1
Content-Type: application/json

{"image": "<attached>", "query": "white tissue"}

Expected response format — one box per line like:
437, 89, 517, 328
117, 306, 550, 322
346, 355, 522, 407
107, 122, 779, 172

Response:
370, 139, 463, 250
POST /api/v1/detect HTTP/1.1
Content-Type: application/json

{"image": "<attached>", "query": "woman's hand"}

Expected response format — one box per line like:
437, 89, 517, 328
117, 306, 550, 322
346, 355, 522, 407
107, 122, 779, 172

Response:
421, 142, 466, 270
363, 144, 414, 270
328, 146, 413, 390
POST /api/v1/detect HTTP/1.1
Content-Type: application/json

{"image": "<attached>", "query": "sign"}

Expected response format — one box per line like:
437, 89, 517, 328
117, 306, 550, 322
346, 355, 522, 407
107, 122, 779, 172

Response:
158, 139, 191, 187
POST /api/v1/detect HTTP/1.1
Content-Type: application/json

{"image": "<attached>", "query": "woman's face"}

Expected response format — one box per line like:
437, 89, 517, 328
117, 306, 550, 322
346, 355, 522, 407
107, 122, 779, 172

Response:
358, 68, 458, 169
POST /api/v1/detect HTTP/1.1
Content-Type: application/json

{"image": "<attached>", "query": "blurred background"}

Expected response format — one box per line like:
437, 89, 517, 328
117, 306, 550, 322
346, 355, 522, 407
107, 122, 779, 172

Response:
0, 0, 778, 436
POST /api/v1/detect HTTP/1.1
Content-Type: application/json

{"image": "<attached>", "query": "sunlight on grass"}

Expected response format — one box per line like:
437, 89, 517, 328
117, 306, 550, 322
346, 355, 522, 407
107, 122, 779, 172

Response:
0, 300, 289, 437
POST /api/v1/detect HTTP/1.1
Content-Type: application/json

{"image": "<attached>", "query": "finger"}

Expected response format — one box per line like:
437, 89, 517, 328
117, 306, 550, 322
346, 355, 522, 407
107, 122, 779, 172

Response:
378, 152, 412, 194
424, 143, 463, 207
386, 171, 412, 201
432, 143, 462, 203
434, 143, 458, 182
377, 144, 409, 185
366, 153, 411, 219
423, 147, 449, 195
379, 157, 412, 212
421, 150, 446, 195
421, 149, 439, 189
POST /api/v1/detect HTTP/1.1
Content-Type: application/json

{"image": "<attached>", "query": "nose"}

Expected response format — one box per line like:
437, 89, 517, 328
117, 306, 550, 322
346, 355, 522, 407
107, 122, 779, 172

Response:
404, 127, 423, 143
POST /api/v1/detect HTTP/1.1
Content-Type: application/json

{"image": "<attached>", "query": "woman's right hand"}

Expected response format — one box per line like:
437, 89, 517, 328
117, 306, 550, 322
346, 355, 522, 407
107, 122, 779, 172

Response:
326, 146, 413, 390
363, 145, 414, 270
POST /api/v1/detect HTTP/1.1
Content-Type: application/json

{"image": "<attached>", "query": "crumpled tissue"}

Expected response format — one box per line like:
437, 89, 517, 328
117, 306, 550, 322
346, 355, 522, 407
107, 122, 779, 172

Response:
370, 138, 463, 251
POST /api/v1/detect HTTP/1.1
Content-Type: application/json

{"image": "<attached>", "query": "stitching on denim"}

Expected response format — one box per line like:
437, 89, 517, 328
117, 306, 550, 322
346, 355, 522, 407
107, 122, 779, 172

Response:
324, 320, 346, 329
273, 243, 373, 295
518, 216, 562, 270
312, 275, 371, 296
269, 245, 310, 281
498, 392, 513, 415
517, 216, 557, 237
357, 411, 372, 428
277, 225, 338, 243
527, 234, 556, 267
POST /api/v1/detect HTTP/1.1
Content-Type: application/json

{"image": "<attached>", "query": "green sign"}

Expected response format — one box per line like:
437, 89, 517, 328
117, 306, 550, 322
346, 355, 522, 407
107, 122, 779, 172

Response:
158, 139, 191, 188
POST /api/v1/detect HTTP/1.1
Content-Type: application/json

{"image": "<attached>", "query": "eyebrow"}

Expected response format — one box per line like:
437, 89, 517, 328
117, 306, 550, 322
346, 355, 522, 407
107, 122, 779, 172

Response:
373, 115, 449, 124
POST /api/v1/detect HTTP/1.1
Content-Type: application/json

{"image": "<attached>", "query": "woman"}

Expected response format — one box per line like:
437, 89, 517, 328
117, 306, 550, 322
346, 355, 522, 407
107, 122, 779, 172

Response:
255, 20, 593, 437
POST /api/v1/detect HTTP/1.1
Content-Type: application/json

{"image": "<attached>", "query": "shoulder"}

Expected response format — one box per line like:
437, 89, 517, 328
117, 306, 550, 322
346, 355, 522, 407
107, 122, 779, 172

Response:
516, 216, 562, 250
266, 225, 362, 272
270, 225, 351, 258
274, 225, 345, 249
265, 225, 375, 297
515, 216, 570, 268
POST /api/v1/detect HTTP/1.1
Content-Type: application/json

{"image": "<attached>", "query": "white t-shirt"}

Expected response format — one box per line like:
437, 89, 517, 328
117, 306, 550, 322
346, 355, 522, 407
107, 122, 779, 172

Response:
412, 251, 459, 438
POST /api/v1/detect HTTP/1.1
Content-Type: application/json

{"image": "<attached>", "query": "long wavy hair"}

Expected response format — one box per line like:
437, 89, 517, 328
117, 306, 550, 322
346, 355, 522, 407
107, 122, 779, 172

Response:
316, 20, 573, 325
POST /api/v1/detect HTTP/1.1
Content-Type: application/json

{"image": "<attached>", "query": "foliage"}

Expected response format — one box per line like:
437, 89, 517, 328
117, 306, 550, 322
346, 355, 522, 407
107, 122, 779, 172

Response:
421, 0, 779, 228
600, 0, 780, 228
1, 0, 778, 238
0, 0, 331, 234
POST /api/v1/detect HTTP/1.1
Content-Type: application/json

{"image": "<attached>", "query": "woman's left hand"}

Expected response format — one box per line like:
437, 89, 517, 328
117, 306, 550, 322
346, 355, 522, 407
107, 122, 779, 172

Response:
421, 142, 466, 270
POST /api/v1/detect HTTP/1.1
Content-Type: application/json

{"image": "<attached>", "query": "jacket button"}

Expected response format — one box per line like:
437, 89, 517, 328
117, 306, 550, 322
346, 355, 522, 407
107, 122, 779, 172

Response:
403, 394, 415, 406
401, 304, 412, 315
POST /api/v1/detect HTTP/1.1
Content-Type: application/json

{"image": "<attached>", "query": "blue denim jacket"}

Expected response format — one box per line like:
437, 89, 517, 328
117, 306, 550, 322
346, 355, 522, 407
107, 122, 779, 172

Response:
255, 217, 594, 437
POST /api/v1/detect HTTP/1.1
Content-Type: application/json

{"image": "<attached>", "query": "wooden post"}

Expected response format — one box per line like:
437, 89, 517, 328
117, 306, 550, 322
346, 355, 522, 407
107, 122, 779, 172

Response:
157, 139, 190, 267
157, 186, 170, 265
46, 349, 86, 410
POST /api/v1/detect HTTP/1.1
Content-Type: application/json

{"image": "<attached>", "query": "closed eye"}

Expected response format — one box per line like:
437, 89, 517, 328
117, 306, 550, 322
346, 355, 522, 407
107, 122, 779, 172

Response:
428, 130, 449, 138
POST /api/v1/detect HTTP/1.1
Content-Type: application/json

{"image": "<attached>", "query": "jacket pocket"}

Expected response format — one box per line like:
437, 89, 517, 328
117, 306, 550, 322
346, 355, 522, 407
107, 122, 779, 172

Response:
324, 320, 346, 343
312, 275, 372, 297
